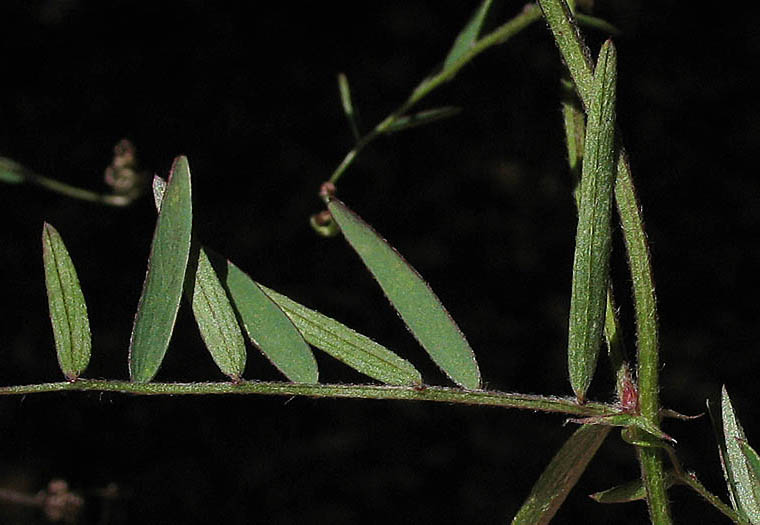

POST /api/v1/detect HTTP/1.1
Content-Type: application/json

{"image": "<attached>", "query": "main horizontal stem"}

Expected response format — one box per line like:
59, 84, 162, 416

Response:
0, 379, 617, 417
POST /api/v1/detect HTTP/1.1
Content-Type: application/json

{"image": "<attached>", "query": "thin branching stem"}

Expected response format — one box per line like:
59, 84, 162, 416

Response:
0, 379, 618, 415
328, 4, 542, 185
26, 172, 133, 206
657, 444, 748, 524
676, 472, 747, 524
3, 164, 134, 206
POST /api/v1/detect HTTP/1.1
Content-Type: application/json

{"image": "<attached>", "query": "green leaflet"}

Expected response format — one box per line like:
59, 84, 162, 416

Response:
327, 198, 480, 390
129, 156, 192, 383
187, 248, 248, 380
0, 157, 27, 184
42, 222, 92, 381
567, 40, 617, 403
337, 73, 360, 141
590, 471, 677, 504
213, 256, 319, 384
721, 387, 760, 524
739, 440, 760, 500
384, 107, 461, 134
512, 425, 610, 524
153, 177, 247, 381
443, 0, 494, 70
259, 284, 421, 386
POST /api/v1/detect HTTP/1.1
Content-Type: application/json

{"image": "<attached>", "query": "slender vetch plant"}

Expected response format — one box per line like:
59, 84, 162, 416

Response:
1, 2, 757, 523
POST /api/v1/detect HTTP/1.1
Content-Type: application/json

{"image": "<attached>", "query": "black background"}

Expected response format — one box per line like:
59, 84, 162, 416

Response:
1, 1, 758, 523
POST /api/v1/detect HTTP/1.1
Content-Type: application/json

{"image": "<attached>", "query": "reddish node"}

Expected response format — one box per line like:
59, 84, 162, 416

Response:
319, 181, 336, 199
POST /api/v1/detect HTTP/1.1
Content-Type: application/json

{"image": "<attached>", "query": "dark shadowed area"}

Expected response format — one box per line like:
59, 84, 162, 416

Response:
1, 1, 758, 523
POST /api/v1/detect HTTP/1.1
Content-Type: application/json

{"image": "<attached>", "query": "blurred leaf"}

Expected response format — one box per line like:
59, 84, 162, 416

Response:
567, 40, 617, 402
590, 471, 677, 503
153, 176, 247, 381
444, 0, 494, 70
0, 157, 28, 184
721, 387, 760, 523
512, 425, 610, 524
384, 107, 461, 134
259, 284, 422, 386
576, 13, 622, 37
327, 198, 480, 389
129, 157, 192, 383
42, 222, 92, 381
217, 257, 319, 384
338, 73, 360, 141
561, 77, 586, 181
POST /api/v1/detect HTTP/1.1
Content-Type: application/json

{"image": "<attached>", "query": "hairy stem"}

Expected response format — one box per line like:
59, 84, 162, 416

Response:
0, 379, 619, 416
537, 0, 668, 521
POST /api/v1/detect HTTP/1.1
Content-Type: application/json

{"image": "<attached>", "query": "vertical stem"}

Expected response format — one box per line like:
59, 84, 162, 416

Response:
537, 0, 670, 522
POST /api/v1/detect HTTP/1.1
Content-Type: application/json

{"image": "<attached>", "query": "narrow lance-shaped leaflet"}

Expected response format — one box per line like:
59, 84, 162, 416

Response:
208, 253, 320, 385
443, 0, 495, 70
567, 40, 617, 403
337, 73, 360, 142
590, 472, 678, 504
42, 222, 92, 381
152, 176, 247, 381
720, 386, 760, 524
187, 248, 248, 380
383, 107, 461, 134
327, 197, 480, 390
512, 425, 611, 524
129, 156, 192, 383
258, 282, 421, 386
739, 440, 760, 503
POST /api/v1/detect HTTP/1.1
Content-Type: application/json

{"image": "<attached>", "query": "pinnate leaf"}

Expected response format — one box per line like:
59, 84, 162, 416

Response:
42, 222, 91, 380
327, 198, 480, 389
129, 156, 192, 383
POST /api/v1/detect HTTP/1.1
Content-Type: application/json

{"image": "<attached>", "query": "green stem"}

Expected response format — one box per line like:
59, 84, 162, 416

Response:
660, 444, 748, 524
0, 379, 618, 416
537, 0, 668, 521
676, 471, 747, 524
637, 448, 673, 524
2, 160, 134, 206
27, 172, 133, 206
328, 4, 542, 185
403, 4, 542, 109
